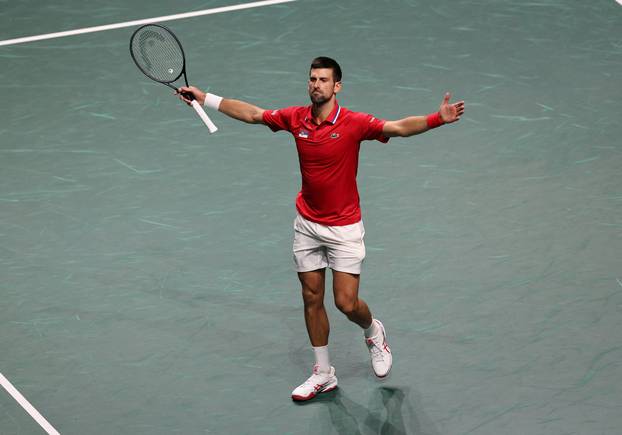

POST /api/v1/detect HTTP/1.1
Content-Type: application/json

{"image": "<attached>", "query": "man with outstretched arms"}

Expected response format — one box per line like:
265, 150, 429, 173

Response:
178, 56, 464, 401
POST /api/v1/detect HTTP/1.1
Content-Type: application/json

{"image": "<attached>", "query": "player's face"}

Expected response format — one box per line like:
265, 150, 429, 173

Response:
308, 68, 341, 104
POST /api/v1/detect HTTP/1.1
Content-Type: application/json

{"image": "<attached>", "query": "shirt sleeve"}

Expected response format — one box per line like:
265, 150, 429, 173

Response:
354, 112, 390, 143
262, 107, 296, 132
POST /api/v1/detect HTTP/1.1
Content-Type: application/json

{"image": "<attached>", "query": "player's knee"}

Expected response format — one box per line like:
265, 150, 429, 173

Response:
335, 297, 357, 316
301, 286, 323, 307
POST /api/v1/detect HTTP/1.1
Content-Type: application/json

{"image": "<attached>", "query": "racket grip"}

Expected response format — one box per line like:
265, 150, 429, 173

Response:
190, 99, 218, 133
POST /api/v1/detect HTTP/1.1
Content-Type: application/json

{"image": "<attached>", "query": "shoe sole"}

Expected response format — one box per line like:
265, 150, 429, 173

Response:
291, 382, 338, 401
375, 367, 391, 378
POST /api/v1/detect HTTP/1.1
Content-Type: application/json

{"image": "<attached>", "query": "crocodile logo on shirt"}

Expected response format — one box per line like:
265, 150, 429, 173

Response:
331, 133, 340, 139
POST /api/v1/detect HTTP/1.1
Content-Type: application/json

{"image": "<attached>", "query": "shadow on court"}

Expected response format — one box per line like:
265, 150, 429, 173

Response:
296, 386, 442, 435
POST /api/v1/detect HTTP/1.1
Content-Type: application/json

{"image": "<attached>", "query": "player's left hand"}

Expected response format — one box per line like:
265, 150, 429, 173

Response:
176, 86, 206, 106
439, 92, 465, 124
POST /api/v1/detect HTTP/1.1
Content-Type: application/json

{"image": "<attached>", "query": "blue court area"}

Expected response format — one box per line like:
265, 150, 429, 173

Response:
1, 1, 622, 434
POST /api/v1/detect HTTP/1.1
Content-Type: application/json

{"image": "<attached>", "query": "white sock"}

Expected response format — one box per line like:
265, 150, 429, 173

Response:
313, 345, 330, 373
364, 319, 379, 338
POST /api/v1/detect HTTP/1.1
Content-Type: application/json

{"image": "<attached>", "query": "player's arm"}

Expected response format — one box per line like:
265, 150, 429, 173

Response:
177, 86, 266, 124
383, 92, 464, 138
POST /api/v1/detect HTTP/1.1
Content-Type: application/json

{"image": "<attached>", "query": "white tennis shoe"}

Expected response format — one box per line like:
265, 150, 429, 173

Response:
365, 319, 392, 378
291, 365, 338, 401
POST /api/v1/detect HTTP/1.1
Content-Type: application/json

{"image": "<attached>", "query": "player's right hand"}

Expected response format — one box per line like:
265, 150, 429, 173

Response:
176, 86, 206, 106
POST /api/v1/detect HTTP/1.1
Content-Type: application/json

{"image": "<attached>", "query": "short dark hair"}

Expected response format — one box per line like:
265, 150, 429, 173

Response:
310, 56, 342, 82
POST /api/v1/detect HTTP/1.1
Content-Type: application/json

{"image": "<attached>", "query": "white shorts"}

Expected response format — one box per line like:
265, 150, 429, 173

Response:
292, 213, 366, 274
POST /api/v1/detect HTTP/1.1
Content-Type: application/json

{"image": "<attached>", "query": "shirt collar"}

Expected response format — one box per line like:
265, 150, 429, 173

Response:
304, 100, 341, 125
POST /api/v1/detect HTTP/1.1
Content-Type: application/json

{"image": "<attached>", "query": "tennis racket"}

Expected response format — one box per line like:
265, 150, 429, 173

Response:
130, 24, 218, 133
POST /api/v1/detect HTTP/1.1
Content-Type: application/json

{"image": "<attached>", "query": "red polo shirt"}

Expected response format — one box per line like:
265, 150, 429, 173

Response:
263, 101, 389, 226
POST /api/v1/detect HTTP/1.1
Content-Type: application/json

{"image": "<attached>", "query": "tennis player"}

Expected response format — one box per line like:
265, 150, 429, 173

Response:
178, 57, 464, 401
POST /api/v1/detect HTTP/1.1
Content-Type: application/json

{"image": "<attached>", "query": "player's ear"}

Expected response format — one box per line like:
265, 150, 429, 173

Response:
334, 81, 342, 94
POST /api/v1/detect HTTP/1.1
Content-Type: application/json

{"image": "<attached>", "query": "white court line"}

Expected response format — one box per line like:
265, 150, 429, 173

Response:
0, 0, 296, 47
0, 372, 60, 435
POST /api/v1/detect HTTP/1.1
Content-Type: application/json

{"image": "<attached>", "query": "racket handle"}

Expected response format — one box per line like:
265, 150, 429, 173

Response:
190, 99, 218, 133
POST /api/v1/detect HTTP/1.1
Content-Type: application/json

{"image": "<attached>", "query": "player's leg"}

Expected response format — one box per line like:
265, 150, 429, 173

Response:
325, 218, 393, 378
325, 219, 372, 328
291, 269, 338, 401
298, 269, 329, 346
291, 214, 337, 401
332, 270, 392, 378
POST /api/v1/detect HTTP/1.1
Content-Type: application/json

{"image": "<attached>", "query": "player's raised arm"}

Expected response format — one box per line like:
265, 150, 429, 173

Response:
382, 92, 465, 138
177, 86, 266, 125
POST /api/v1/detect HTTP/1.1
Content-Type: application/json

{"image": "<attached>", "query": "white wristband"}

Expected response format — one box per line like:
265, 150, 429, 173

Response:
203, 93, 223, 110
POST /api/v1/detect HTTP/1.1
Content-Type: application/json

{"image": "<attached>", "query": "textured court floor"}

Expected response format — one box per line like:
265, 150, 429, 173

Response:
1, 1, 622, 434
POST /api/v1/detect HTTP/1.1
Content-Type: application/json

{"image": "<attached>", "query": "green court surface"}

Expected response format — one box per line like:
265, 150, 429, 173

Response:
1, 1, 621, 434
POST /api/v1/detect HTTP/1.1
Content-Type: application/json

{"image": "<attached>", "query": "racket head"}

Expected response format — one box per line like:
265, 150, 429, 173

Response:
130, 24, 187, 85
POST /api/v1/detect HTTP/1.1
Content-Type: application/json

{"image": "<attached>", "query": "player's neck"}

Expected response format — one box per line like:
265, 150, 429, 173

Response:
311, 98, 336, 125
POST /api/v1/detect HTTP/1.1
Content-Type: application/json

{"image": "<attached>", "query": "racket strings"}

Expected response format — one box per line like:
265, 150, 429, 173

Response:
131, 26, 184, 83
